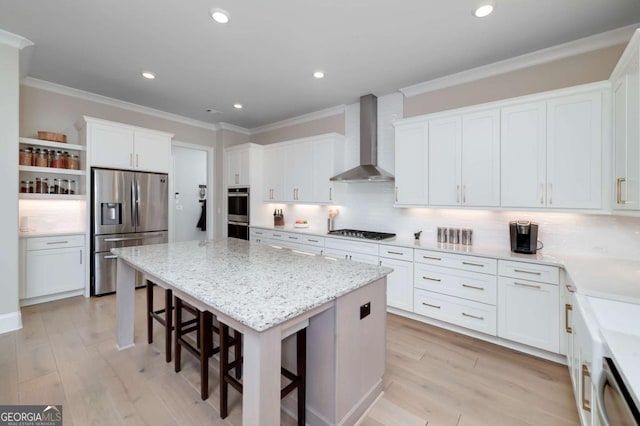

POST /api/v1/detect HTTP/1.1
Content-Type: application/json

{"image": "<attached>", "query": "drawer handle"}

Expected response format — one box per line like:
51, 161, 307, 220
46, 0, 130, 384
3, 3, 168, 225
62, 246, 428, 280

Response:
514, 269, 541, 275
565, 304, 573, 334
422, 276, 441, 282
255, 231, 264, 235
421, 302, 441, 309
462, 261, 484, 267
387, 251, 404, 256
273, 234, 282, 237
462, 284, 484, 291
422, 256, 442, 261
308, 239, 319, 243
566, 284, 576, 293
514, 281, 542, 289
288, 236, 299, 240
104, 255, 118, 259
46, 241, 69, 245
462, 312, 484, 320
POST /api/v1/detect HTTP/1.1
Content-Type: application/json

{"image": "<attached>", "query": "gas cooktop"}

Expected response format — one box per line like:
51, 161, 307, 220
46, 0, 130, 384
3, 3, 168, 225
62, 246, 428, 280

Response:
327, 229, 396, 241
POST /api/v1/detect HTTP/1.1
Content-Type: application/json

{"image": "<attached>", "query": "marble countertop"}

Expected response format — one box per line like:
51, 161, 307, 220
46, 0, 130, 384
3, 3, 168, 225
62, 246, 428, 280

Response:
251, 225, 640, 303
112, 239, 391, 332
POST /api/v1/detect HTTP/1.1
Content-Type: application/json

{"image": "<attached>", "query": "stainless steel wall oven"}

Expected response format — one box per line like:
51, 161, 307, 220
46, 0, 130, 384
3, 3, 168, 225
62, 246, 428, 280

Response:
227, 187, 249, 240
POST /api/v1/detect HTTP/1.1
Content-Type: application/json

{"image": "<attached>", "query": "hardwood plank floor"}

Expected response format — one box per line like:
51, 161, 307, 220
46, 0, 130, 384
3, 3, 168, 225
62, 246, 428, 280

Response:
2, 289, 579, 425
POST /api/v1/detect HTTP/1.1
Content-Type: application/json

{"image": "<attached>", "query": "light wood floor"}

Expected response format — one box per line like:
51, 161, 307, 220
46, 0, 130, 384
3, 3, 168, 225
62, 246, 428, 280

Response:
0, 288, 579, 425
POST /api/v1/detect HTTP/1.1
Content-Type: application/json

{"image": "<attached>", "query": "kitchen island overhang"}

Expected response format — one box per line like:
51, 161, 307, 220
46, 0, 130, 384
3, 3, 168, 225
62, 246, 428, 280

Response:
112, 239, 392, 426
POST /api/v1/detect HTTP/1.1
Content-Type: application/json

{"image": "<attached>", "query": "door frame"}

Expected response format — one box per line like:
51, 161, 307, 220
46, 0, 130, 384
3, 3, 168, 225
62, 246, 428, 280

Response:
169, 141, 215, 242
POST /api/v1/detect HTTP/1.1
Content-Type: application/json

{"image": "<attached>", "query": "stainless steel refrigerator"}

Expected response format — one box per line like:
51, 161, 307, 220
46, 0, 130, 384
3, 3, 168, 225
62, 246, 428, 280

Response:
91, 168, 168, 296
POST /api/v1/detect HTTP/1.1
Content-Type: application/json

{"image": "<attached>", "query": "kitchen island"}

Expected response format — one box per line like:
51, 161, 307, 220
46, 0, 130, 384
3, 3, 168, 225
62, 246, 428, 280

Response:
112, 238, 391, 426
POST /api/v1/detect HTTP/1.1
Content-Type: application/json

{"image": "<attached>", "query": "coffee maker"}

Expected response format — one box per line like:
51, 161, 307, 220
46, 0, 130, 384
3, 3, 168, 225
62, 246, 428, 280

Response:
509, 220, 539, 254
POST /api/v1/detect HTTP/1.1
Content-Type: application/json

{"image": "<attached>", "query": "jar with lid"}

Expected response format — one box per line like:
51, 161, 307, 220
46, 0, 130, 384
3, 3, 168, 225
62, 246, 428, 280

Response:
51, 151, 64, 168
19, 148, 33, 166
33, 149, 48, 167
35, 177, 49, 194
66, 154, 79, 170
60, 179, 69, 194
66, 179, 76, 195
22, 180, 34, 193
52, 178, 61, 194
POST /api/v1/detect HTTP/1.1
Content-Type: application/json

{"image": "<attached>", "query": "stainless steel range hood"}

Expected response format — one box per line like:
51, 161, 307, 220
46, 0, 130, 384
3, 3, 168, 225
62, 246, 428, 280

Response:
330, 94, 394, 182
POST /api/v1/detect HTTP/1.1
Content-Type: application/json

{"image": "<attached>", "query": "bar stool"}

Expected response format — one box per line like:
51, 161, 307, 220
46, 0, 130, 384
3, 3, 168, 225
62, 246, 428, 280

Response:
146, 281, 173, 362
219, 323, 307, 425
174, 298, 242, 400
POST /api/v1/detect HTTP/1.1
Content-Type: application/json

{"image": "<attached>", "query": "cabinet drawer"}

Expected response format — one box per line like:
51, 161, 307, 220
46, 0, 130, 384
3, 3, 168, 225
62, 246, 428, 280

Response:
379, 244, 413, 260
414, 289, 497, 336
414, 249, 497, 274
324, 248, 379, 265
300, 235, 324, 247
250, 228, 268, 239
325, 238, 379, 256
27, 235, 84, 251
414, 264, 497, 305
498, 260, 559, 285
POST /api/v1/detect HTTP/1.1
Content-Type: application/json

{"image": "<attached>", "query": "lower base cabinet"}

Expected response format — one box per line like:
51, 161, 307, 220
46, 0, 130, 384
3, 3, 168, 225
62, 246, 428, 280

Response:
21, 234, 85, 301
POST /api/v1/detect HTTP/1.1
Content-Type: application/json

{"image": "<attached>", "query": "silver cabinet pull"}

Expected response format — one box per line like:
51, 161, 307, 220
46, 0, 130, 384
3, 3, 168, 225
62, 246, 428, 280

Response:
463, 185, 467, 204
566, 284, 576, 293
422, 276, 441, 282
565, 304, 573, 334
387, 251, 404, 256
329, 187, 332, 201
136, 154, 139, 167
514, 269, 541, 275
422, 255, 441, 261
456, 185, 460, 203
103, 234, 164, 242
288, 236, 298, 240
395, 187, 398, 202
462, 312, 484, 320
539, 183, 544, 205
462, 261, 484, 267
104, 255, 118, 259
255, 231, 264, 235
616, 177, 626, 204
548, 183, 553, 205
130, 153, 133, 167
422, 302, 441, 309
581, 364, 591, 412
308, 239, 319, 243
514, 281, 542, 289
80, 249, 83, 264
462, 284, 484, 291
272, 234, 282, 237
46, 240, 69, 245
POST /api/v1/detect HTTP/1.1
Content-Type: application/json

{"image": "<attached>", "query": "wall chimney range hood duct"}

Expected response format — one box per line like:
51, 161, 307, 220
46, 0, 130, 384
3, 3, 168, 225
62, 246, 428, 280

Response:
330, 94, 394, 183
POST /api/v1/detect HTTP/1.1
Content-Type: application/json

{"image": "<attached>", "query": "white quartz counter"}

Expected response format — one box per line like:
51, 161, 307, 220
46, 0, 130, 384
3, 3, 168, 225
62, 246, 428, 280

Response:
251, 225, 640, 303
112, 238, 391, 332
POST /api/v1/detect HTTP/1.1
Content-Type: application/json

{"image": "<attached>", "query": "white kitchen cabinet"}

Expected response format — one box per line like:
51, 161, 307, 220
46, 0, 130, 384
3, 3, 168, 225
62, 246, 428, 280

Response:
427, 109, 500, 207
428, 116, 460, 206
611, 31, 640, 210
379, 245, 414, 312
226, 145, 251, 186
263, 146, 285, 201
324, 238, 379, 265
284, 141, 314, 202
394, 121, 428, 205
497, 273, 560, 353
461, 109, 501, 206
546, 92, 602, 209
501, 102, 547, 208
22, 235, 85, 303
86, 117, 172, 173
313, 136, 343, 203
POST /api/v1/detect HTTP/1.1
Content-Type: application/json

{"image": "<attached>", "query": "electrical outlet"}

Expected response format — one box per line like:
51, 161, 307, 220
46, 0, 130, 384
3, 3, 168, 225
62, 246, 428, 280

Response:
360, 302, 371, 319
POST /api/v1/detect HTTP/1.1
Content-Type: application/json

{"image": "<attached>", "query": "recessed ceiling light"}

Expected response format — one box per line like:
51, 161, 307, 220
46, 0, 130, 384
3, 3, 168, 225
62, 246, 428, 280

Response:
211, 8, 230, 24
313, 71, 325, 79
141, 71, 156, 80
474, 1, 495, 17
233, 103, 243, 109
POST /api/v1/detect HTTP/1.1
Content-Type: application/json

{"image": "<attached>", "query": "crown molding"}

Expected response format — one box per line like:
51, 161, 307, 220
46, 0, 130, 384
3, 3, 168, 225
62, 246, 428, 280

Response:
21, 77, 223, 131
0, 29, 33, 50
250, 104, 346, 135
400, 24, 639, 98
218, 122, 251, 135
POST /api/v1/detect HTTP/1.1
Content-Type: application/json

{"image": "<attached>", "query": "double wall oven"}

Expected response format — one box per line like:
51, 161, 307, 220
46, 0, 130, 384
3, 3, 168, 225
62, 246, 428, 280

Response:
227, 187, 249, 240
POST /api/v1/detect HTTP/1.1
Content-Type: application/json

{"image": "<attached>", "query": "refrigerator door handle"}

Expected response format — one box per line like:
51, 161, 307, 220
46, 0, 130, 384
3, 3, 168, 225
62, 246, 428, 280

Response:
136, 180, 141, 228
130, 179, 136, 226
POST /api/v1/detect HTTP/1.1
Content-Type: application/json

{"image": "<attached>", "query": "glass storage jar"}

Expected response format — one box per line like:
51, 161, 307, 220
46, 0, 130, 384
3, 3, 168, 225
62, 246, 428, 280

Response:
22, 180, 34, 193
19, 148, 33, 166
51, 151, 64, 168
60, 179, 69, 194
66, 179, 76, 195
66, 154, 79, 170
33, 149, 48, 167
35, 177, 49, 194
52, 178, 61, 194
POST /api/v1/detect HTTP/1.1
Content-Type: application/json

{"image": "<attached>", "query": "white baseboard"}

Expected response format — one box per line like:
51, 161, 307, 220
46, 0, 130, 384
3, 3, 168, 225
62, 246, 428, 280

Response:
19, 289, 84, 307
0, 310, 22, 334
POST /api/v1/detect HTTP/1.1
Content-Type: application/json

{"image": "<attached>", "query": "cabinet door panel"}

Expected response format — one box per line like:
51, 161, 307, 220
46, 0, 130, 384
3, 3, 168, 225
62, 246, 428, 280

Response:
462, 109, 500, 207
90, 123, 134, 169
263, 147, 285, 201
134, 131, 171, 173
497, 277, 560, 353
428, 117, 461, 206
501, 103, 547, 208
26, 247, 84, 298
547, 92, 602, 209
380, 258, 413, 311
284, 142, 313, 202
313, 138, 336, 203
227, 148, 250, 186
394, 122, 428, 205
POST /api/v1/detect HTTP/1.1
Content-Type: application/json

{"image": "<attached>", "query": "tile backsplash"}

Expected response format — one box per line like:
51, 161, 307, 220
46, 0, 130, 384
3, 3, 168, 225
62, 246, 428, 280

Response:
19, 200, 86, 235
254, 182, 640, 260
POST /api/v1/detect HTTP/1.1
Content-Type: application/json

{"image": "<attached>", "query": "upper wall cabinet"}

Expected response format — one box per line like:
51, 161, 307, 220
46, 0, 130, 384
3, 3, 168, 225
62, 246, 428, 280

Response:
394, 121, 428, 205
225, 143, 262, 188
262, 134, 344, 204
611, 29, 640, 210
86, 117, 173, 173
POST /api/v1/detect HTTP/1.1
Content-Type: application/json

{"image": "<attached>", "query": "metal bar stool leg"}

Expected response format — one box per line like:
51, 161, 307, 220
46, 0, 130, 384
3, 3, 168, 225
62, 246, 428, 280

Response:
220, 323, 230, 419
200, 311, 213, 400
297, 328, 306, 426
164, 288, 173, 363
146, 281, 153, 344
174, 297, 182, 373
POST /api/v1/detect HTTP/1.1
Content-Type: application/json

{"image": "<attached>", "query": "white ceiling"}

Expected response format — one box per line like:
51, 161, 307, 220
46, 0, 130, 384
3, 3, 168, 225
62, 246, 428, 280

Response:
1, 0, 639, 129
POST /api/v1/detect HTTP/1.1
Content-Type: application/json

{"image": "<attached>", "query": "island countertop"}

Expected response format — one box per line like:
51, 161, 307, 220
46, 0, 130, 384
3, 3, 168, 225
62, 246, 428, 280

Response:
112, 238, 392, 332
